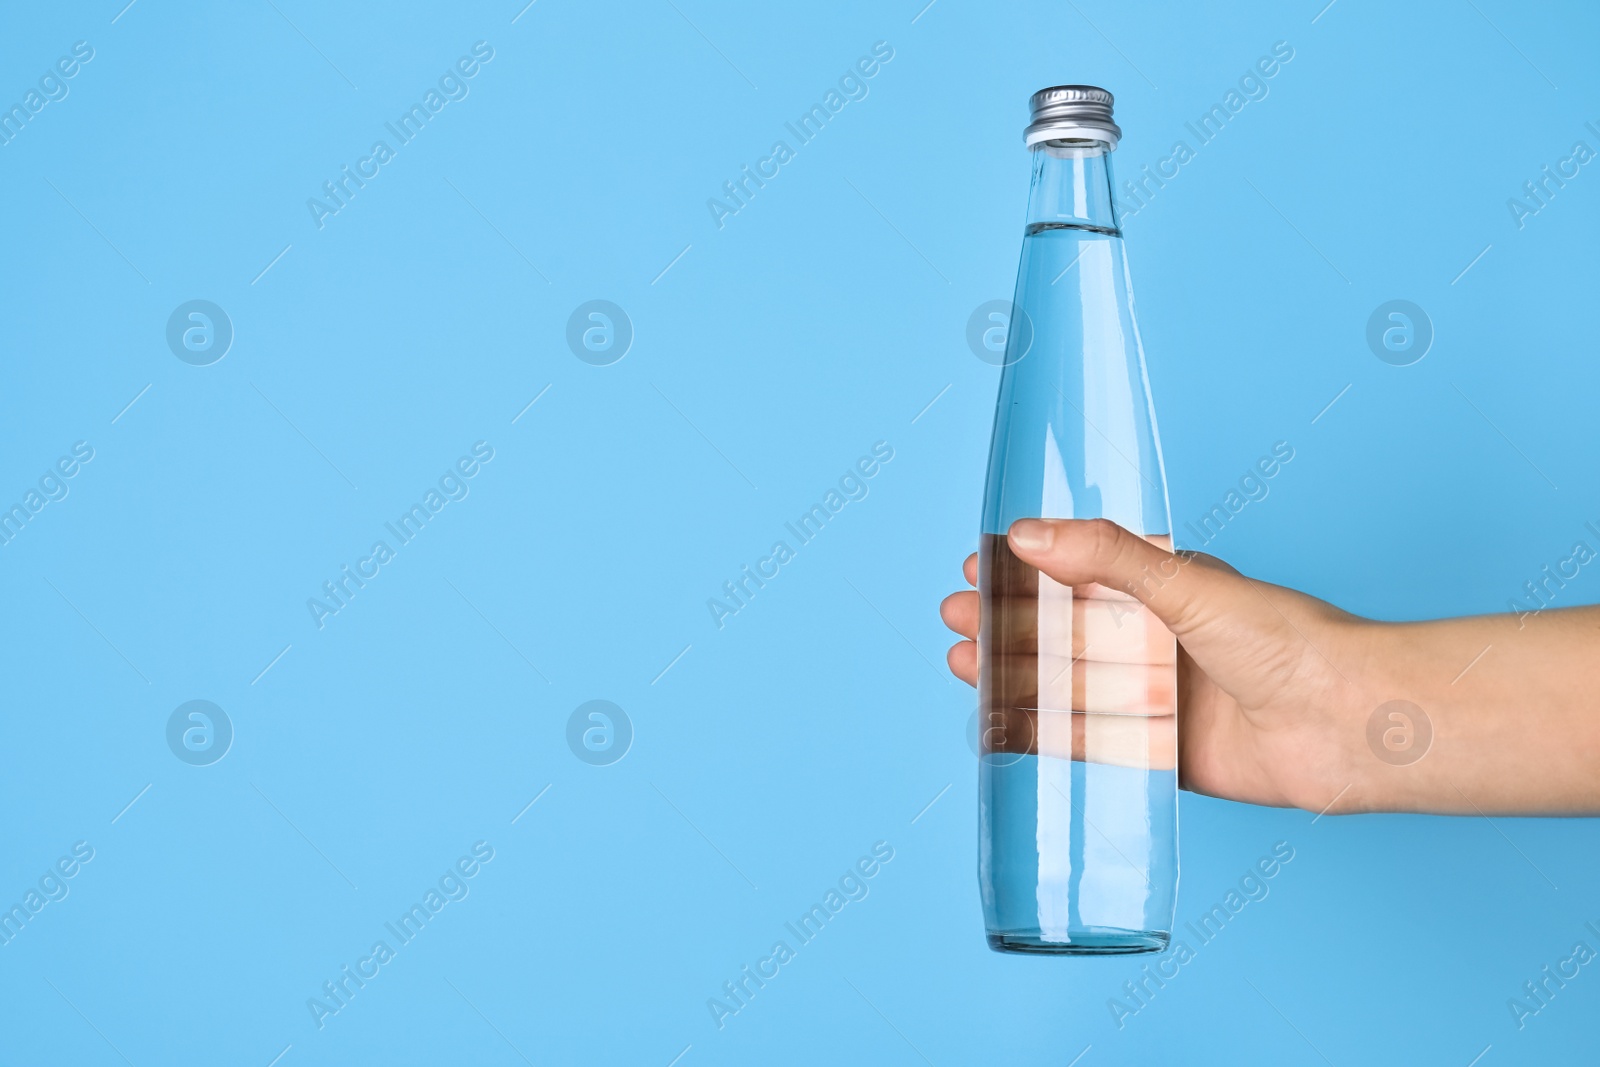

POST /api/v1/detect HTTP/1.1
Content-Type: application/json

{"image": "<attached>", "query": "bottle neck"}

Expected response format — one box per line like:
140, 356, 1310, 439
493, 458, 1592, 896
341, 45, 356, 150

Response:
1024, 140, 1120, 236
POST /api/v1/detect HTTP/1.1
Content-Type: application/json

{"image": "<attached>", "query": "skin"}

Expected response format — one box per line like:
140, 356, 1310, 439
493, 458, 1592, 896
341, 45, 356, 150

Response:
941, 518, 1600, 816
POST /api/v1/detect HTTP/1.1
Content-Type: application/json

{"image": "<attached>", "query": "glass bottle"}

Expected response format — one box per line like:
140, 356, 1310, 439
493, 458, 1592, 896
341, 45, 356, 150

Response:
977, 86, 1178, 955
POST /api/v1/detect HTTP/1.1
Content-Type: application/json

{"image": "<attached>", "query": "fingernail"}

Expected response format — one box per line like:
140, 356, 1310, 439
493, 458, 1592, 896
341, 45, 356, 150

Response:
1009, 519, 1053, 552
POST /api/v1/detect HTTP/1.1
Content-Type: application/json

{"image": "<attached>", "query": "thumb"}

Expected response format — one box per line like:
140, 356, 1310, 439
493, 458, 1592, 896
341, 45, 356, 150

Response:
1006, 518, 1233, 636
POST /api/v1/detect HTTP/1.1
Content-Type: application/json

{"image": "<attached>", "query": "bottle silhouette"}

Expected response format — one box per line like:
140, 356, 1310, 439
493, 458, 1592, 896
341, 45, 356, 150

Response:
978, 86, 1177, 955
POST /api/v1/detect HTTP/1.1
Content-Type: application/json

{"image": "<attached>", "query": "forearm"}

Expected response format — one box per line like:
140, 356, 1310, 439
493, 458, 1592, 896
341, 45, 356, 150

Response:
957, 518, 1600, 817
1348, 606, 1600, 815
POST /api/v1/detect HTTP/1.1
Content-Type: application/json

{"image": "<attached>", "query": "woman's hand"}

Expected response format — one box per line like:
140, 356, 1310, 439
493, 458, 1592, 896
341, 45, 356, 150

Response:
943, 518, 1384, 814
944, 518, 1600, 815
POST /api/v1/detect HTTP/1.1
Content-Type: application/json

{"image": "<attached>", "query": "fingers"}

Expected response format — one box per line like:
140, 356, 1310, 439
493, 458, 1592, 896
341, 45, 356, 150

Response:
947, 640, 976, 686
1008, 518, 1226, 635
940, 590, 978, 639
946, 555, 982, 687
982, 653, 1176, 715
979, 708, 1177, 770
984, 591, 1176, 665
1050, 711, 1176, 770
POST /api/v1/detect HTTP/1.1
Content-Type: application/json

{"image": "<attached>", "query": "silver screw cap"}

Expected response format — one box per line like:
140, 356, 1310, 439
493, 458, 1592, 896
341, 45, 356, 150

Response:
1024, 85, 1121, 148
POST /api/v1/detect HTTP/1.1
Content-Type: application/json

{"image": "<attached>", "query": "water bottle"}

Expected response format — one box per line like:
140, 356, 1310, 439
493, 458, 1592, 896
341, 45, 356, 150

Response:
978, 86, 1177, 954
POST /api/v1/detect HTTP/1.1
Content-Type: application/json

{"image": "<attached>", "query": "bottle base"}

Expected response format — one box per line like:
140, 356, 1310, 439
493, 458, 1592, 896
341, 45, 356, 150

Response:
986, 928, 1169, 956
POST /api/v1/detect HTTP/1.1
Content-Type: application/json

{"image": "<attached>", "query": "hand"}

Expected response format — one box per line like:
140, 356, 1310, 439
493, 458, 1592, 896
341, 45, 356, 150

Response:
942, 518, 1374, 813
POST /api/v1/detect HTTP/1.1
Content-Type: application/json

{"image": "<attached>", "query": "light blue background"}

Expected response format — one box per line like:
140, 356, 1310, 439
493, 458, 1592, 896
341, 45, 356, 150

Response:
2, 1, 1597, 1063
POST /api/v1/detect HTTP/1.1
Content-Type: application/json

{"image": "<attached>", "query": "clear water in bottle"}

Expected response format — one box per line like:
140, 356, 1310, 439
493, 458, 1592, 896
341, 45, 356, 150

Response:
977, 86, 1178, 955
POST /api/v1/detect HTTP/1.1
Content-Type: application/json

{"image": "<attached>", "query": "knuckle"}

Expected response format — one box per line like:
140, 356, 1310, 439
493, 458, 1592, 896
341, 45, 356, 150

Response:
1083, 517, 1123, 560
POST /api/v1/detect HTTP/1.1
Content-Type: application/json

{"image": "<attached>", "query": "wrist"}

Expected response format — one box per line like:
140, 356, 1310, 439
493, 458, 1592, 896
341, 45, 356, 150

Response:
1275, 617, 1411, 816
1331, 620, 1446, 814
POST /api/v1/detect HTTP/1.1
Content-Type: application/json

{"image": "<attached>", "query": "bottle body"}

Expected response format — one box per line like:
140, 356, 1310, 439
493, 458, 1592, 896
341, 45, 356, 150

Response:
977, 137, 1177, 955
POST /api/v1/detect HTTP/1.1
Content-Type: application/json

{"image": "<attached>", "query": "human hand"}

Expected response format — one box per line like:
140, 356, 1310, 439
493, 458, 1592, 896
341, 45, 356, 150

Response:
941, 518, 1373, 812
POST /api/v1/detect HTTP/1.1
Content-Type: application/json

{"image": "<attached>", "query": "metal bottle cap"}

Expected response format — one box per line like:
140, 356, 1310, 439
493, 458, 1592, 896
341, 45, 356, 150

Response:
1024, 85, 1121, 148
